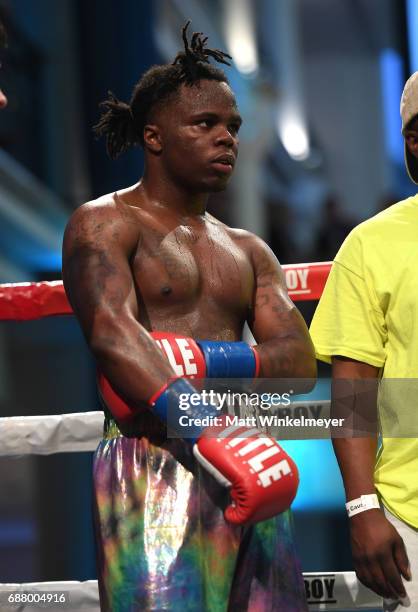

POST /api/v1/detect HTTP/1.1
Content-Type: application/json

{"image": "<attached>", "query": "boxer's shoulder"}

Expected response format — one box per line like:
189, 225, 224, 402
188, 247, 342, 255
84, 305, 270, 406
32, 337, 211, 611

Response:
220, 225, 280, 269
64, 190, 142, 252
208, 217, 259, 247
70, 190, 140, 224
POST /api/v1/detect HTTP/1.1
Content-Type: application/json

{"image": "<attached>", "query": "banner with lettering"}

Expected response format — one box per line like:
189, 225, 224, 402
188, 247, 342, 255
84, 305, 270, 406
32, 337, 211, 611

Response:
304, 572, 381, 610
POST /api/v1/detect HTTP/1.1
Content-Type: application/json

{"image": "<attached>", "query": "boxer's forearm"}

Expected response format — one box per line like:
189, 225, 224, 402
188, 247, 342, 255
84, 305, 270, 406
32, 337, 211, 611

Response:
250, 271, 317, 384
254, 336, 316, 384
90, 312, 175, 408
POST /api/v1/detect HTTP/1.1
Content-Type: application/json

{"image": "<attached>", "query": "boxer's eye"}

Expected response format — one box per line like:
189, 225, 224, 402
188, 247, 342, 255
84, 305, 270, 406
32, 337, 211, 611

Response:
229, 122, 241, 136
197, 118, 215, 128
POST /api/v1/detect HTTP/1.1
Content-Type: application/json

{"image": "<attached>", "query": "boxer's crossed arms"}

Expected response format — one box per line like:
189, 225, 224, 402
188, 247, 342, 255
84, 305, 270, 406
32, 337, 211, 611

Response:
62, 188, 316, 524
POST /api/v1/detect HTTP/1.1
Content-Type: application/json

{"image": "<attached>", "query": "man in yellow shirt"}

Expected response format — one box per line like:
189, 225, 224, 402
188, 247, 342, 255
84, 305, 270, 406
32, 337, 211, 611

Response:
310, 73, 418, 610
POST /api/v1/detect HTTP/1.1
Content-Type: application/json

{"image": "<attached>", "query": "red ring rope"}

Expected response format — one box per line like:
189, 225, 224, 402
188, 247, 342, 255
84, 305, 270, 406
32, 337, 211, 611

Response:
0, 262, 332, 321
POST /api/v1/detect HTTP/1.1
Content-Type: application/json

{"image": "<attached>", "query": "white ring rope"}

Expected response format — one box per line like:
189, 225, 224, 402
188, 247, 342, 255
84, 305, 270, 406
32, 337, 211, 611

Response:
0, 402, 332, 456
0, 580, 99, 612
0, 411, 104, 456
0, 573, 381, 611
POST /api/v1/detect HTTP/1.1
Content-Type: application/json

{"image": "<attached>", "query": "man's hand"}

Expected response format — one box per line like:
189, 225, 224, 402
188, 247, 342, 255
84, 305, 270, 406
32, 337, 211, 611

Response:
99, 331, 259, 423
195, 415, 299, 524
152, 331, 259, 379
150, 378, 299, 525
350, 510, 410, 600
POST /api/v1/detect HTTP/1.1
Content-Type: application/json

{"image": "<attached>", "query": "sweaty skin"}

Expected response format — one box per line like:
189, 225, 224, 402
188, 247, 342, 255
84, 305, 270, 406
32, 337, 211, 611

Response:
62, 79, 316, 414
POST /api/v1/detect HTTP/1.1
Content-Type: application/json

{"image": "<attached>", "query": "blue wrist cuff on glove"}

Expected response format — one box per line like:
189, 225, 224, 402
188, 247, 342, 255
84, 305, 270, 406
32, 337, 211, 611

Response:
152, 378, 219, 444
196, 340, 257, 378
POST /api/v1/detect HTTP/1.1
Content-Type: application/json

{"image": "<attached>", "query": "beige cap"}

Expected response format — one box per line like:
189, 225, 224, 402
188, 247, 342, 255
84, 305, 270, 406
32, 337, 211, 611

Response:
400, 72, 418, 184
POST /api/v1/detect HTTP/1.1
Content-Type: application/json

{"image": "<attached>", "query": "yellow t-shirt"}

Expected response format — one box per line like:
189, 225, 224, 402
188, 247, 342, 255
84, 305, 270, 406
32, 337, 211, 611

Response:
310, 196, 418, 528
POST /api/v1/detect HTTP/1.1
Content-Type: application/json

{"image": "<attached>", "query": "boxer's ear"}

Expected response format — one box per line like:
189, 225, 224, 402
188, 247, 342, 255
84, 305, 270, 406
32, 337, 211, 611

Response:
143, 124, 162, 154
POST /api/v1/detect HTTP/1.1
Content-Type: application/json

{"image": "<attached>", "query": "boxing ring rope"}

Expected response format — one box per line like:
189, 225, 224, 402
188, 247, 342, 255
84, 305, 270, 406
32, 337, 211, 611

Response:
0, 261, 383, 611
0, 262, 332, 320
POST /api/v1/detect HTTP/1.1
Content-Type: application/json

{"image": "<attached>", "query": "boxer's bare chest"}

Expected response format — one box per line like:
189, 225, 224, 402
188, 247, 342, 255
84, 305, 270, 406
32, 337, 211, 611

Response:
129, 215, 255, 337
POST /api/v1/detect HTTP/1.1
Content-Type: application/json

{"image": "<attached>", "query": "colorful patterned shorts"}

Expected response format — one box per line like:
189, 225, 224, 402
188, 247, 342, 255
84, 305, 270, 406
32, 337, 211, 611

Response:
93, 418, 307, 611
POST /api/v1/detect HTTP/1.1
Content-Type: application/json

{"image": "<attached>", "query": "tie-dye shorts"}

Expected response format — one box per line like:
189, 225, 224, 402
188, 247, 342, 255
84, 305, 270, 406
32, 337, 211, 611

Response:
93, 417, 307, 611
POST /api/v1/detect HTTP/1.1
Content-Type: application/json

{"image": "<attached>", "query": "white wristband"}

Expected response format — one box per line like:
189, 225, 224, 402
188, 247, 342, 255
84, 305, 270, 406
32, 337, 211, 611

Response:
346, 494, 380, 517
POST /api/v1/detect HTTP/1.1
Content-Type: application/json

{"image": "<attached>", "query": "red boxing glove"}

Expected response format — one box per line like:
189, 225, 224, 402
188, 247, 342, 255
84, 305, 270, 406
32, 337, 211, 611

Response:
98, 373, 135, 423
98, 331, 206, 423
194, 416, 299, 524
151, 331, 206, 379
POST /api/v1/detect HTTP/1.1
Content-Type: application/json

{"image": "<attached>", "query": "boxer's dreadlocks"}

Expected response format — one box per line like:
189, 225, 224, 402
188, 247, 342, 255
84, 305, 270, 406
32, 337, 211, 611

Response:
94, 21, 231, 159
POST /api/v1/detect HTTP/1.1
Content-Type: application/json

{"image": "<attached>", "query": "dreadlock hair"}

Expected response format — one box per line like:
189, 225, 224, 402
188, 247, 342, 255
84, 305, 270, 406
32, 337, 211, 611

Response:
94, 21, 232, 159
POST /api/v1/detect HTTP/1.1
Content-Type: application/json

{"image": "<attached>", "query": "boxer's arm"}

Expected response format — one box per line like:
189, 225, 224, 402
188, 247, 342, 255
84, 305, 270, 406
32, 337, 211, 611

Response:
332, 356, 410, 600
62, 202, 174, 410
247, 236, 316, 382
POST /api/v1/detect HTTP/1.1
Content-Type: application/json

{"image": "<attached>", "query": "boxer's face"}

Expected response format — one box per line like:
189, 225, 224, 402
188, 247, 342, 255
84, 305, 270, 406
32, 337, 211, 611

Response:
148, 79, 241, 192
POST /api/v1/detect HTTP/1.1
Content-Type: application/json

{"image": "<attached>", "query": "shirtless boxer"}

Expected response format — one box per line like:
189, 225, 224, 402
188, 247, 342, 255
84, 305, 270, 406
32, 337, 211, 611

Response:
63, 23, 316, 612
